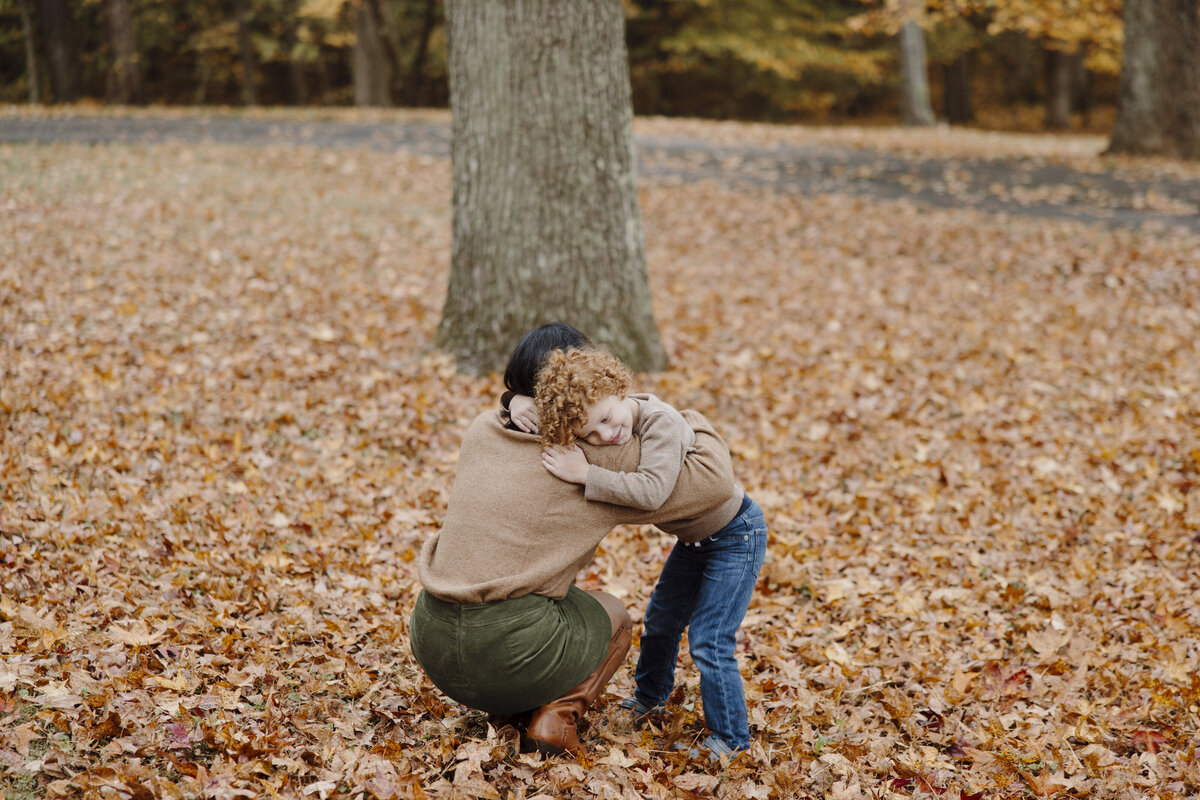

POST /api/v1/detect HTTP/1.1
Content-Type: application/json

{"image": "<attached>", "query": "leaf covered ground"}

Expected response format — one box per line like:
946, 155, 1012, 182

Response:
1, 113, 1199, 799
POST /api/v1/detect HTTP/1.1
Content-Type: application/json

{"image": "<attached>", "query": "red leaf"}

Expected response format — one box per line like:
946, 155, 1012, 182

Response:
1130, 729, 1169, 753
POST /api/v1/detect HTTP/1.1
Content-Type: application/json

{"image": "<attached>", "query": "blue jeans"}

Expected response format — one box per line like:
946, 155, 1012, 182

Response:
632, 494, 767, 751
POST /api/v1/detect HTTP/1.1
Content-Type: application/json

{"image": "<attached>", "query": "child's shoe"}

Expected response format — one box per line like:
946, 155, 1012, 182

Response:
674, 734, 744, 763
618, 696, 667, 725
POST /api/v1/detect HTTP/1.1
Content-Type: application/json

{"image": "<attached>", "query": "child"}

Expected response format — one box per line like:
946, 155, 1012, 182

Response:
533, 347, 767, 759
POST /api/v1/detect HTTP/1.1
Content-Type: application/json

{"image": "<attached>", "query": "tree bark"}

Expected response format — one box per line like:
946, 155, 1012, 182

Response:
1108, 0, 1200, 158
17, 0, 41, 104
1044, 47, 1072, 130
435, 0, 665, 375
36, 0, 80, 102
943, 52, 973, 124
352, 0, 394, 106
103, 0, 144, 104
235, 0, 259, 106
898, 19, 936, 126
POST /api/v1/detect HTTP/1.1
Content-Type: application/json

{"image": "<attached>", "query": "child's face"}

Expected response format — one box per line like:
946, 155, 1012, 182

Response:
576, 395, 633, 447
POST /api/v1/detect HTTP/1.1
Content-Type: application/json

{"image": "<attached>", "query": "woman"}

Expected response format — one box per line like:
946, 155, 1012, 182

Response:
410, 323, 739, 754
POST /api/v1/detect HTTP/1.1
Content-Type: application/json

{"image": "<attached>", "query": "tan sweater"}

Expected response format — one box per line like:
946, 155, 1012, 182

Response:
418, 407, 742, 603
585, 394, 696, 511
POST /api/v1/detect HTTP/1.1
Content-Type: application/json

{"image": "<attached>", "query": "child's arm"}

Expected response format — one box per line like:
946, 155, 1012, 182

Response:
581, 413, 689, 511
508, 393, 539, 433
542, 444, 590, 484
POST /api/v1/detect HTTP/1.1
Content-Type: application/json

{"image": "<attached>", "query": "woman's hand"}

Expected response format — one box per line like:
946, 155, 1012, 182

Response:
541, 444, 590, 484
509, 394, 540, 434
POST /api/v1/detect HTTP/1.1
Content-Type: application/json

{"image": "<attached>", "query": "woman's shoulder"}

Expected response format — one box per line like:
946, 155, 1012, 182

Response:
462, 408, 528, 449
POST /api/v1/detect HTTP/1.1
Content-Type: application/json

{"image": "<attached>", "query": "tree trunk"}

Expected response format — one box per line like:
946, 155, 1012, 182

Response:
1108, 0, 1200, 158
898, 19, 936, 126
1071, 51, 1092, 127
36, 0, 80, 102
17, 0, 41, 103
1044, 47, 1072, 130
103, 0, 144, 104
406, 0, 439, 106
1002, 31, 1039, 104
943, 52, 973, 124
315, 51, 332, 103
281, 0, 308, 105
235, 0, 259, 106
435, 0, 665, 375
353, 0, 394, 106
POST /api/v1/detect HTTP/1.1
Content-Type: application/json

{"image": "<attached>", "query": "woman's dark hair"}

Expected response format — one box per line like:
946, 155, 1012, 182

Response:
502, 322, 592, 396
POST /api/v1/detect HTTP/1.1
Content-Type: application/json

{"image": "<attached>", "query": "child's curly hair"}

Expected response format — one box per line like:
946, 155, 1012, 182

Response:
535, 348, 634, 447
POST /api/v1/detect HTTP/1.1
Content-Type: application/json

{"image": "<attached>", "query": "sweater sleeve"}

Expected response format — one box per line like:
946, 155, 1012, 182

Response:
583, 411, 688, 510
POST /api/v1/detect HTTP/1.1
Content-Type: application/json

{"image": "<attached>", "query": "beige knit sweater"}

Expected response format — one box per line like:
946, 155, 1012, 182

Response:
418, 407, 742, 604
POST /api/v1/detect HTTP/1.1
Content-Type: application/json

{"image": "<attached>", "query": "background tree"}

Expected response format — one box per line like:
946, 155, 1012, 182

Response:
434, 0, 665, 374
353, 0, 394, 105
849, 0, 948, 122
36, 0, 79, 101
1107, 0, 1200, 158
854, 0, 1121, 129
1043, 45, 1073, 129
942, 50, 973, 123
923, 14, 981, 124
628, 0, 891, 120
16, 0, 39, 102
102, 0, 143, 104
957, 0, 1121, 129
355, 0, 445, 107
999, 31, 1038, 106
235, 0, 259, 105
0, 0, 1136, 136
278, 0, 310, 104
401, 0, 439, 104
897, 3, 936, 125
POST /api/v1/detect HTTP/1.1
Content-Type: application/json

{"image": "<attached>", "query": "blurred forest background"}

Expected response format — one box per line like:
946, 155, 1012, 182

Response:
1, 0, 1124, 132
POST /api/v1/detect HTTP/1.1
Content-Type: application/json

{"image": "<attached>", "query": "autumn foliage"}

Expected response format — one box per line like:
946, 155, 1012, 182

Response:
2, 110, 1200, 799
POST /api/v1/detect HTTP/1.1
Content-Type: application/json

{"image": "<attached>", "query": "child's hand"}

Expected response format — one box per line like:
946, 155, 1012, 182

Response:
509, 394, 539, 434
541, 444, 590, 484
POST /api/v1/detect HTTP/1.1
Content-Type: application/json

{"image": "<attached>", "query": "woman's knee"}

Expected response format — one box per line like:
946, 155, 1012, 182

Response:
586, 590, 631, 636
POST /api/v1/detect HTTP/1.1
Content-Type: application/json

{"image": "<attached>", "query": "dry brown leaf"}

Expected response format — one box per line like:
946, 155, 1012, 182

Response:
2, 113, 1198, 800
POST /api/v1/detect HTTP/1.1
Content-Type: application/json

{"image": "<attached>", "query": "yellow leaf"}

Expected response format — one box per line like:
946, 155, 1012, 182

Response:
149, 674, 189, 691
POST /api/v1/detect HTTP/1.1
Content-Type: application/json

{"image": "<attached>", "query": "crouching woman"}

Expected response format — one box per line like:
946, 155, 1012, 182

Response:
409, 324, 738, 754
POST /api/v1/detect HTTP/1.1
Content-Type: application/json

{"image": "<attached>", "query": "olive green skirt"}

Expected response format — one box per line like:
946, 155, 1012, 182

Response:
409, 586, 610, 716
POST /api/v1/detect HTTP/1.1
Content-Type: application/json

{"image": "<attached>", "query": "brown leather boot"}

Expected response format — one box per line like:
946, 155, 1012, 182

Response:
524, 620, 632, 755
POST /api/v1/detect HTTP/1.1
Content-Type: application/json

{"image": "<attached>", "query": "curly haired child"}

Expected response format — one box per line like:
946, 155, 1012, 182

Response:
532, 347, 768, 759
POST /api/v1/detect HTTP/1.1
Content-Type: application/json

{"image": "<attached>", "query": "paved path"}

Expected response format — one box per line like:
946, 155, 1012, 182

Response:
3, 114, 1198, 233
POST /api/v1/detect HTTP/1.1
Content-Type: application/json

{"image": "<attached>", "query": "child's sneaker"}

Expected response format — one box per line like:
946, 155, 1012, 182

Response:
674, 734, 744, 763
618, 696, 667, 725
